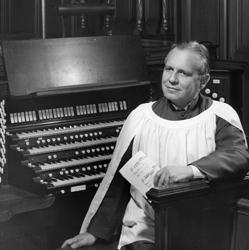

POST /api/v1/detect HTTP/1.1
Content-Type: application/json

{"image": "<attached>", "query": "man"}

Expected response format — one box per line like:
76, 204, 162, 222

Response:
61, 41, 249, 250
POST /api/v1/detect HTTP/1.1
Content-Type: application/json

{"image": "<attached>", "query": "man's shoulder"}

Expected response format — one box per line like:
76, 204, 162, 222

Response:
200, 94, 237, 115
210, 100, 243, 132
124, 102, 151, 125
131, 102, 152, 113
211, 100, 238, 114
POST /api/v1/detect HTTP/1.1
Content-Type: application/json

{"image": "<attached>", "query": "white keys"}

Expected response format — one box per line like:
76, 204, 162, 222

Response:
49, 172, 105, 188
27, 137, 117, 155
16, 120, 124, 140
36, 154, 112, 172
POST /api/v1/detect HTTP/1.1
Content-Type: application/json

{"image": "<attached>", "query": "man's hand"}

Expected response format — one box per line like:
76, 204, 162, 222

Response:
61, 232, 97, 249
153, 165, 194, 187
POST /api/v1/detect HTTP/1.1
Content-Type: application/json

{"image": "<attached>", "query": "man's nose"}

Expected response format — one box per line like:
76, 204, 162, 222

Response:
169, 71, 178, 84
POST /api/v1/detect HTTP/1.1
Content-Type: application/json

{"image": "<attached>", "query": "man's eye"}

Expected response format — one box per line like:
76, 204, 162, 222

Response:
179, 71, 191, 77
164, 66, 172, 71
179, 71, 187, 76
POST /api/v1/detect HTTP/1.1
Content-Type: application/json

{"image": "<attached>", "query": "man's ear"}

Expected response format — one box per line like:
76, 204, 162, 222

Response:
200, 74, 210, 90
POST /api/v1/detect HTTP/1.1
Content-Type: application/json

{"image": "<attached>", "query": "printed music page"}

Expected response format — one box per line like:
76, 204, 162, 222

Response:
119, 151, 160, 196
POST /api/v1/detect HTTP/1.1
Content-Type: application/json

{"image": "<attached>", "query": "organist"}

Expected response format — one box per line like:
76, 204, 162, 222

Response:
60, 41, 249, 250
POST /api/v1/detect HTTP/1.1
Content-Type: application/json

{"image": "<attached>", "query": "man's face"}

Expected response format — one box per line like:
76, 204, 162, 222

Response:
161, 48, 205, 108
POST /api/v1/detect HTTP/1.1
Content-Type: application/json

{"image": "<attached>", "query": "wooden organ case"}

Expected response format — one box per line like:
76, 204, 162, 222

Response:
0, 45, 7, 187
2, 35, 151, 197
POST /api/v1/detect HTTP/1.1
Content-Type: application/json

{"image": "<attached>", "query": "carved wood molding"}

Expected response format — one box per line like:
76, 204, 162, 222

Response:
58, 0, 116, 37
134, 0, 144, 35
229, 0, 242, 56
160, 0, 169, 34
219, 0, 228, 59
147, 174, 249, 205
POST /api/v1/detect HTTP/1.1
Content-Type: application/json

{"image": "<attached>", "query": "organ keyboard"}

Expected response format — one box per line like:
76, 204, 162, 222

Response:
2, 35, 151, 196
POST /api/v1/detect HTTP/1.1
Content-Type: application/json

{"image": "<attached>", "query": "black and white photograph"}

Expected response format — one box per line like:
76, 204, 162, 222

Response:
0, 1, 249, 250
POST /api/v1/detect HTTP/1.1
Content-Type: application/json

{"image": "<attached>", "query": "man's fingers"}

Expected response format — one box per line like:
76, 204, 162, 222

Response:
61, 233, 96, 249
73, 234, 86, 241
61, 238, 75, 248
62, 237, 86, 249
157, 172, 165, 187
153, 170, 161, 186
71, 239, 86, 249
154, 169, 169, 187
160, 171, 170, 186
61, 235, 86, 248
70, 237, 93, 249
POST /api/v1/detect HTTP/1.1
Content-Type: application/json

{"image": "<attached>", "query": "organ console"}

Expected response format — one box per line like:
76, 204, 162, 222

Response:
1, 35, 151, 197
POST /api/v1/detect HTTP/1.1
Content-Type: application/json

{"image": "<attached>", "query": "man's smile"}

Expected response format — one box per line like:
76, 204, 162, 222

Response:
166, 86, 181, 92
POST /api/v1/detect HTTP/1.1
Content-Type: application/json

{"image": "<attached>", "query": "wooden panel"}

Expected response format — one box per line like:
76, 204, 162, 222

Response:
228, 0, 240, 58
190, 0, 220, 42
0, 0, 40, 39
144, 0, 161, 35
115, 0, 134, 22
112, 0, 135, 35
238, 0, 249, 48
232, 198, 249, 250
180, 0, 249, 59
0, 0, 6, 33
46, 0, 70, 38
228, 0, 249, 58
180, 0, 227, 59
147, 176, 249, 250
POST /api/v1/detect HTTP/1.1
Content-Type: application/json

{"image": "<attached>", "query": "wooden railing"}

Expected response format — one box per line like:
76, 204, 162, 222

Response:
147, 175, 249, 250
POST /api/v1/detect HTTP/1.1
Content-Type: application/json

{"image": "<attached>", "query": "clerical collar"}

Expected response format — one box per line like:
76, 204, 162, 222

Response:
169, 96, 200, 112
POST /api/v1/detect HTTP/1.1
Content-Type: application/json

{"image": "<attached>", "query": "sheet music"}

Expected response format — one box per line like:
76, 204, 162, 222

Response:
119, 151, 160, 196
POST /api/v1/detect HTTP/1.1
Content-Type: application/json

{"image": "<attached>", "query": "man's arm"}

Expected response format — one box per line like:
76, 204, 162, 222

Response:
154, 116, 249, 187
87, 140, 133, 242
61, 141, 133, 249
191, 116, 249, 181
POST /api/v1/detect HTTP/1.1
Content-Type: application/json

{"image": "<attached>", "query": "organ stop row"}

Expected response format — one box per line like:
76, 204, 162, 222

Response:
1, 35, 151, 197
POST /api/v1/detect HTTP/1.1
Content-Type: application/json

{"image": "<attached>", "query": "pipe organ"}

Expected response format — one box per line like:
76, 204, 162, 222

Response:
1, 35, 151, 196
